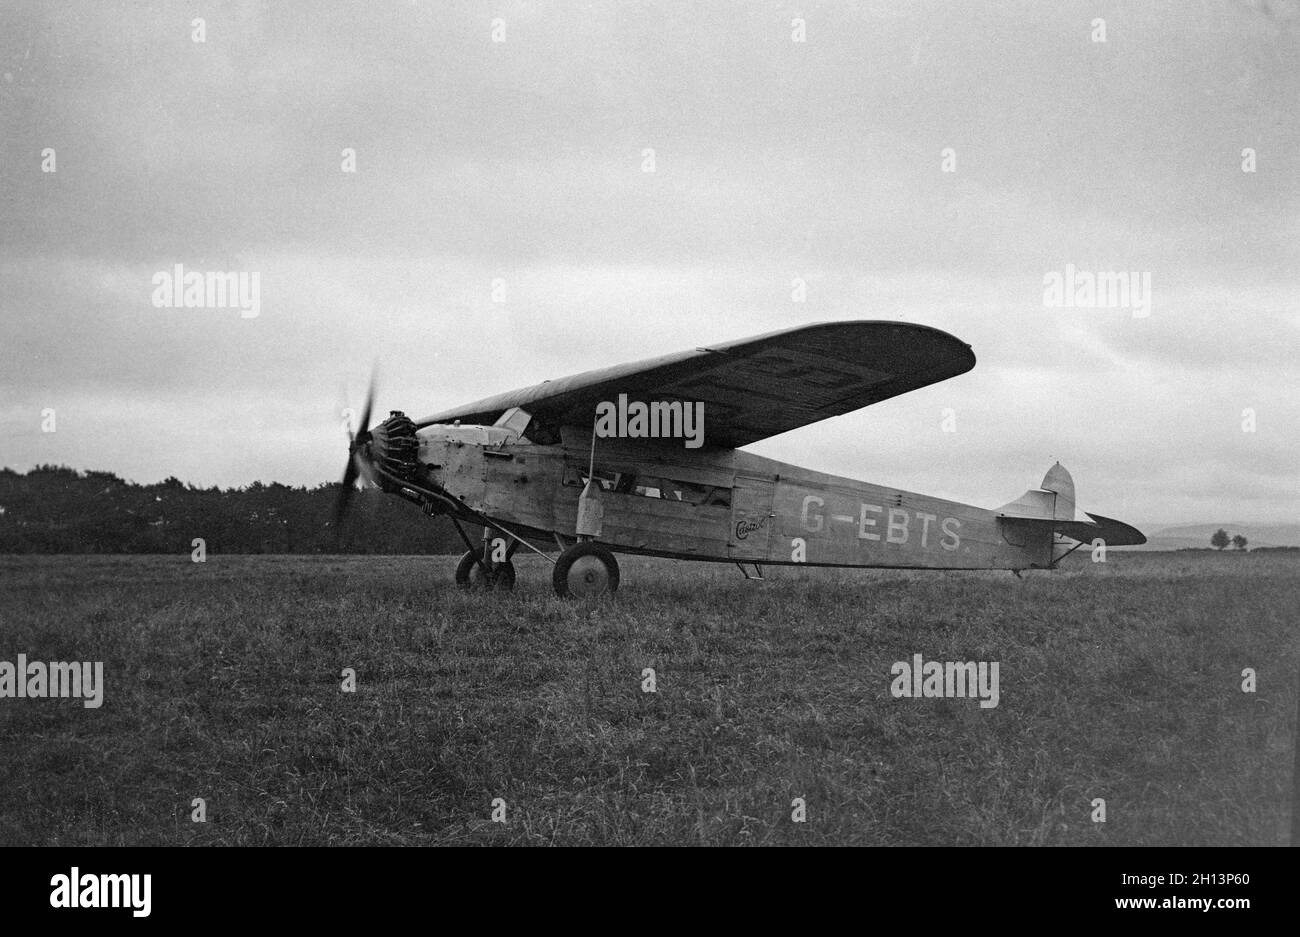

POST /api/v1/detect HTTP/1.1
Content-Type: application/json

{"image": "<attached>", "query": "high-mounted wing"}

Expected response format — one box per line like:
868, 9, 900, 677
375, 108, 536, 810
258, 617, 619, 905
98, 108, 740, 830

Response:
416, 321, 975, 449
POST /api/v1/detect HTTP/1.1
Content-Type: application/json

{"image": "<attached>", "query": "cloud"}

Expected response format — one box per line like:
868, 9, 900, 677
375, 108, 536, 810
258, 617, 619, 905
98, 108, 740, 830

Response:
1, 0, 1296, 527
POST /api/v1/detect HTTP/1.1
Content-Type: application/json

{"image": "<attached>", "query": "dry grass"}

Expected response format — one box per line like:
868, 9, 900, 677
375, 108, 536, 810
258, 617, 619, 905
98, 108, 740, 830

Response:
0, 550, 1295, 845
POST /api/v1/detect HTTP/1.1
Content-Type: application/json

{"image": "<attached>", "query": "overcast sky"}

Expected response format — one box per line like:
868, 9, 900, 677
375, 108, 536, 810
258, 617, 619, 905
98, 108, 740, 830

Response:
2, 0, 1297, 528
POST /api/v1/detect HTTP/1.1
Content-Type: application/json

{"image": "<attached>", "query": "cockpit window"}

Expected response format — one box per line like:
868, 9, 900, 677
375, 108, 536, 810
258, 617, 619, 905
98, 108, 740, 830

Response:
522, 416, 562, 445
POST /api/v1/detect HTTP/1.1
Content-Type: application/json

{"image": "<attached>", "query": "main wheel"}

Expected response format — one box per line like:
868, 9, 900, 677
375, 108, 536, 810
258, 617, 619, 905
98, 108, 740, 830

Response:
552, 542, 619, 598
454, 550, 477, 588
454, 551, 516, 591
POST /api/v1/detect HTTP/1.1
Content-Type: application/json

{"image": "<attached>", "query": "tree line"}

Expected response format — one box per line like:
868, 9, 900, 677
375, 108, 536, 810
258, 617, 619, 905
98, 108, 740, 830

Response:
1210, 528, 1248, 551
0, 466, 468, 554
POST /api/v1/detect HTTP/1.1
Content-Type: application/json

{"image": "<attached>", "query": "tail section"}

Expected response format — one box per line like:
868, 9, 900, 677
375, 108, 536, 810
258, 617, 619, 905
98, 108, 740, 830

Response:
998, 461, 1077, 522
997, 462, 1146, 548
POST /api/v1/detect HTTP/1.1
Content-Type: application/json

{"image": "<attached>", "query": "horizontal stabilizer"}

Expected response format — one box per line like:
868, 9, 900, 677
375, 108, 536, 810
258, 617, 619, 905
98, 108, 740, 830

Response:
999, 512, 1147, 547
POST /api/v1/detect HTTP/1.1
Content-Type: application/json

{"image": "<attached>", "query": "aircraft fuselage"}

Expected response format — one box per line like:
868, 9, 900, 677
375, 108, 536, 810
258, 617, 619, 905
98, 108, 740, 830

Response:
412, 424, 1052, 571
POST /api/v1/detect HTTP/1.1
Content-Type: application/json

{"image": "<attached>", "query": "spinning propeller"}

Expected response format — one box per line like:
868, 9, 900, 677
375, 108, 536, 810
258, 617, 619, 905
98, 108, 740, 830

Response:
333, 372, 377, 530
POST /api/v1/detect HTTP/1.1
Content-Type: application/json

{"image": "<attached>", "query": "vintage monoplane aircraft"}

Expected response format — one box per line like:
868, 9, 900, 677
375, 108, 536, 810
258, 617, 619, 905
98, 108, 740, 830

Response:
333, 321, 1144, 597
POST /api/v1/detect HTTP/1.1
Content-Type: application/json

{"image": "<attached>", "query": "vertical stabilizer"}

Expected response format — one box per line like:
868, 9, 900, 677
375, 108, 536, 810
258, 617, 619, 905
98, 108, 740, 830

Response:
1040, 462, 1076, 520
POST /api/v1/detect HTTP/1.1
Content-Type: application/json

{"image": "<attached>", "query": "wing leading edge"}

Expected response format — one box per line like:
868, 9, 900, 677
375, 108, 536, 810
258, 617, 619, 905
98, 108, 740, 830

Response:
415, 321, 975, 449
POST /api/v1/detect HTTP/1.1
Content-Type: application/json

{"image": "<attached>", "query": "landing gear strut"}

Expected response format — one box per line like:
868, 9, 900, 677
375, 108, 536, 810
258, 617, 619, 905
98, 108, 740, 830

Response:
552, 542, 619, 598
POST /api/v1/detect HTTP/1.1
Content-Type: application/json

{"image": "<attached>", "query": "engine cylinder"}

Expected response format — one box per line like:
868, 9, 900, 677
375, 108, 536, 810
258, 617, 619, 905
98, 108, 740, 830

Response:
370, 411, 419, 484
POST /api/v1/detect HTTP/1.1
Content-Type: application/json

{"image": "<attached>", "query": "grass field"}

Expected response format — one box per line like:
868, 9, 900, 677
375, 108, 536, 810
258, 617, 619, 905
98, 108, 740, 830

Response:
1, 551, 1296, 846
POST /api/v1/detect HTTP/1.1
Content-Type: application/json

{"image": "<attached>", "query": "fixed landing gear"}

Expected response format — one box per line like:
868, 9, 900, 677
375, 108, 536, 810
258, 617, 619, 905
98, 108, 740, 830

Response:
454, 550, 516, 592
552, 541, 619, 598
449, 525, 620, 598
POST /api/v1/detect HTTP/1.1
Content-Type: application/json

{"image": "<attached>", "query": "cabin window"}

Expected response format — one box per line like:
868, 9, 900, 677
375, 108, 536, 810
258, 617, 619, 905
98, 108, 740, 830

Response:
562, 465, 620, 491
562, 465, 730, 507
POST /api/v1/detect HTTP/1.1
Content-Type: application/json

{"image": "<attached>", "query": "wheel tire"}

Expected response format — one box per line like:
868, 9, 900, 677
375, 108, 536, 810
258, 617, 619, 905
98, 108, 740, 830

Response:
454, 552, 515, 591
454, 550, 477, 589
552, 542, 619, 598
485, 559, 516, 592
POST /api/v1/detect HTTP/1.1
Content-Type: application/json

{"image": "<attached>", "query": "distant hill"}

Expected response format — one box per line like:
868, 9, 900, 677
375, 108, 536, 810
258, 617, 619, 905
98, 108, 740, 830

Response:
1132, 522, 1300, 552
